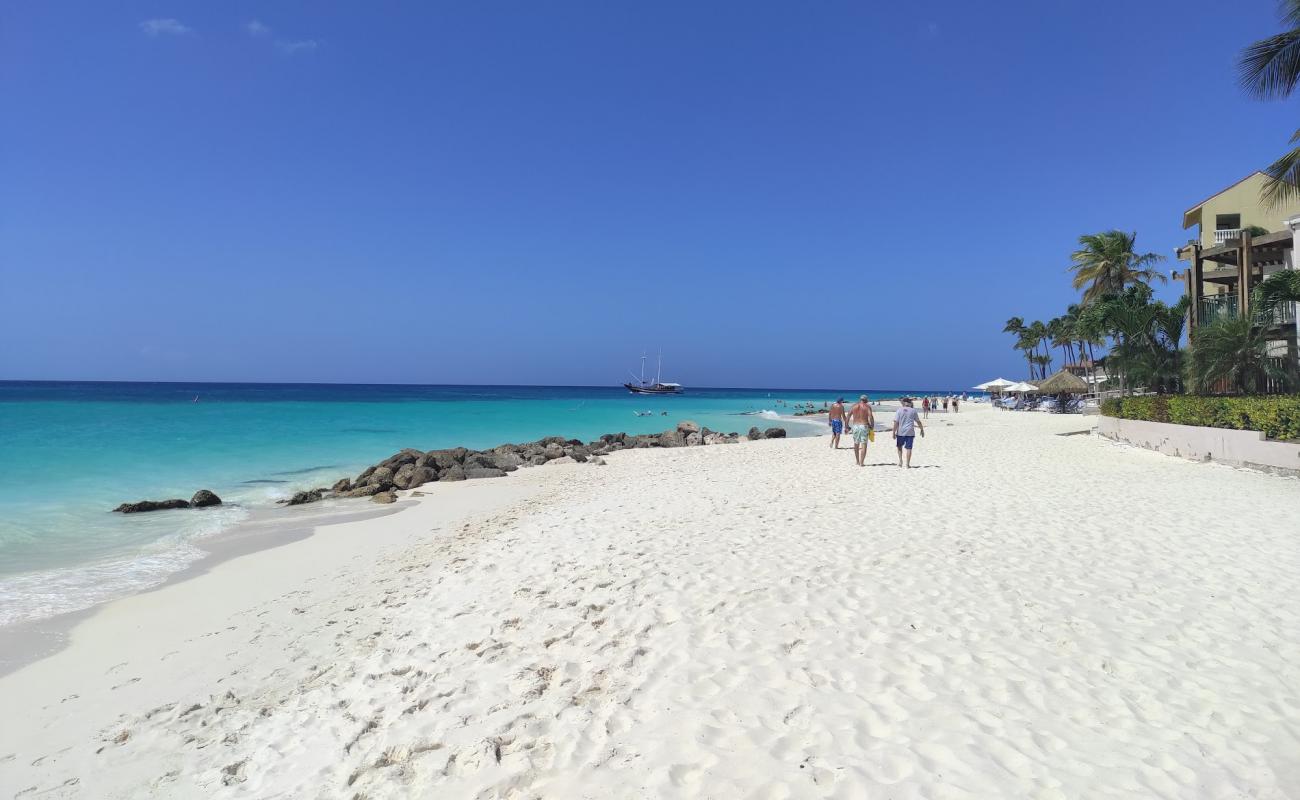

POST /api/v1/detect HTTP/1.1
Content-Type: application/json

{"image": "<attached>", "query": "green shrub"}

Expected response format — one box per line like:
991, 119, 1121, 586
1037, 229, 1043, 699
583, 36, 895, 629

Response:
1103, 395, 1300, 440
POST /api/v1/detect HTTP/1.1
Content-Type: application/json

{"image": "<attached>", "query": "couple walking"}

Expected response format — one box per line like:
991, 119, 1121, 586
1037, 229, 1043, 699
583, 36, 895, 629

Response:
828, 395, 875, 466
829, 395, 926, 468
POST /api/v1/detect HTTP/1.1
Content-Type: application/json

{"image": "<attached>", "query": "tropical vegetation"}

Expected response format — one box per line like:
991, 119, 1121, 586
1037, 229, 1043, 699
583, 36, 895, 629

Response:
1003, 227, 1298, 402
1102, 394, 1300, 441
1239, 0, 1300, 206
1067, 230, 1165, 303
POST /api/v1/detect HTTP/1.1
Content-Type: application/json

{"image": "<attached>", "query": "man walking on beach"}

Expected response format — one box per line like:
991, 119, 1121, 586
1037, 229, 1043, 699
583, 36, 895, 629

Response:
828, 397, 847, 449
892, 397, 925, 468
846, 395, 875, 467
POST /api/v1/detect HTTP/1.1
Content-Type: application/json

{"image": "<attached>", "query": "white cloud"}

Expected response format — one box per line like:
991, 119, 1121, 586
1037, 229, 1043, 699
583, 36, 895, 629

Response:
245, 20, 271, 37
276, 39, 320, 55
140, 18, 191, 36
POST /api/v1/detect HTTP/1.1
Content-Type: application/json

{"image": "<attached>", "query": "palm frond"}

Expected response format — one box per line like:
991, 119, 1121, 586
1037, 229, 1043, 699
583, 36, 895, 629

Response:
1260, 129, 1300, 208
1238, 30, 1300, 99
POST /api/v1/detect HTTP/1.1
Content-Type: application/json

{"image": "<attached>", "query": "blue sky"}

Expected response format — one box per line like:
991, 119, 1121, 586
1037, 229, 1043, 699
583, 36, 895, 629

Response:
3, 1, 1298, 388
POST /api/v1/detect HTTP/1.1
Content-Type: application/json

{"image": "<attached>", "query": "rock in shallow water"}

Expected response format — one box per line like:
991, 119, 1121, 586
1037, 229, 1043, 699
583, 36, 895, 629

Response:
371, 490, 397, 504
190, 489, 222, 508
113, 499, 191, 513
286, 489, 324, 506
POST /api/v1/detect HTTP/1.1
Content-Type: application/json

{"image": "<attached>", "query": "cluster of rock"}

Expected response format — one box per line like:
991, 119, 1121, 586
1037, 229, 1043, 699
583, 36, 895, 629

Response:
114, 489, 222, 514
284, 422, 788, 506
111, 422, 789, 512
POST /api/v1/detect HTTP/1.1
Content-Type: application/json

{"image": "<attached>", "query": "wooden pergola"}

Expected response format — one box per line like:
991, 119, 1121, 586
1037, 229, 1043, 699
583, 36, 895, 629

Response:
1180, 229, 1292, 333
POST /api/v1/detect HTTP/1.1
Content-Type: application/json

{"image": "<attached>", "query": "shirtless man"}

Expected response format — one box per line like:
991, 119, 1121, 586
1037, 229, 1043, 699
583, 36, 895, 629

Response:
846, 394, 875, 467
827, 397, 848, 449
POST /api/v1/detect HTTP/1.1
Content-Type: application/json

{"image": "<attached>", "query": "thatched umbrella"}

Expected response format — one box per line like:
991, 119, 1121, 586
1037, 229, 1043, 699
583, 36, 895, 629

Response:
1034, 370, 1089, 394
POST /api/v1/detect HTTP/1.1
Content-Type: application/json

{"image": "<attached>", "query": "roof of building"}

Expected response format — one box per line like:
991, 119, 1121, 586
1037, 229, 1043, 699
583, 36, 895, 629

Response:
1183, 171, 1268, 229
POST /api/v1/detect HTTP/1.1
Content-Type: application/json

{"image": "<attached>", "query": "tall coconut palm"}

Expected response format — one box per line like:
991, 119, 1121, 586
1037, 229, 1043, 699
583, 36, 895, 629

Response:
1239, 0, 1300, 206
1027, 320, 1052, 376
1068, 230, 1166, 304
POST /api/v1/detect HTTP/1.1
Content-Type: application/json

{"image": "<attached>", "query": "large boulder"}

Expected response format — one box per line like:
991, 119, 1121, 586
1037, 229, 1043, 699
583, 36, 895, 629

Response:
354, 466, 377, 485
685, 432, 702, 446
423, 450, 460, 468
190, 489, 222, 508
344, 484, 386, 497
491, 451, 524, 471
565, 446, 590, 463
464, 467, 506, 479
658, 430, 686, 448
462, 453, 497, 471
393, 464, 436, 490
763, 427, 787, 439
439, 464, 466, 482
747, 426, 763, 441
392, 464, 416, 489
371, 490, 397, 504
380, 449, 423, 469
367, 466, 395, 489
542, 443, 565, 460
676, 420, 701, 435
331, 478, 352, 493
286, 489, 324, 506
425, 449, 462, 470
113, 499, 190, 513
529, 454, 549, 466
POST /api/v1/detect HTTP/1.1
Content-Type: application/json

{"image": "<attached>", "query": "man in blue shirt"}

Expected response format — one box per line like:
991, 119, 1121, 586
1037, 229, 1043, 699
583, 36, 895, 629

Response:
892, 397, 926, 468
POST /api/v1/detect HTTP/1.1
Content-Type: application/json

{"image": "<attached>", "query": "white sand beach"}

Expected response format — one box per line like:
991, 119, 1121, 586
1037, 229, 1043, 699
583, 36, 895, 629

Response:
3, 404, 1299, 799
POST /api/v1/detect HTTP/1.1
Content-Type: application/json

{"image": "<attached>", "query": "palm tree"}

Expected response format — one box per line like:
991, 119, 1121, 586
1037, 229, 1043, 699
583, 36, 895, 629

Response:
1186, 314, 1296, 394
1015, 330, 1038, 379
1068, 230, 1166, 304
1048, 316, 1076, 364
1031, 353, 1053, 380
1239, 1, 1300, 206
1255, 269, 1300, 307
1027, 320, 1052, 376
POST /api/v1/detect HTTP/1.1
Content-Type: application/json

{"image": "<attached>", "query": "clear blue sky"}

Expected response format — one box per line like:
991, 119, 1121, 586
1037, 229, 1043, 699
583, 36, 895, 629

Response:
3, 1, 1297, 388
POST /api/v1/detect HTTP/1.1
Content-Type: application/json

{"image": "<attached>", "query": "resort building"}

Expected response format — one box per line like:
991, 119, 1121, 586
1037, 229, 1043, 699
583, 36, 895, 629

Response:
1176, 173, 1300, 385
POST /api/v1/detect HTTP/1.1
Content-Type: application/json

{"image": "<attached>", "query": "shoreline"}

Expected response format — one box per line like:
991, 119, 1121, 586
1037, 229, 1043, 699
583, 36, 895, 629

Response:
6, 405, 1297, 797
1, 415, 826, 638
0, 500, 412, 677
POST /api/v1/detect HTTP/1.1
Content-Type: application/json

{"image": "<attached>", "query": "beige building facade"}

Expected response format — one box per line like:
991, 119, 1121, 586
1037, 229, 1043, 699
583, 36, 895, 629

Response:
1181, 171, 1300, 249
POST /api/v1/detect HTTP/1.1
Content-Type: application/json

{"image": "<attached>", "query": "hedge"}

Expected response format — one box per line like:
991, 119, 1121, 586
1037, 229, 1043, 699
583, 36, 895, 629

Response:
1101, 395, 1300, 441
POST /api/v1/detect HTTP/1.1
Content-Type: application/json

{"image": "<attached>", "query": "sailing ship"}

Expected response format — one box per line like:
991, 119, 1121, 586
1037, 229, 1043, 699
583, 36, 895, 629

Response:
624, 352, 683, 395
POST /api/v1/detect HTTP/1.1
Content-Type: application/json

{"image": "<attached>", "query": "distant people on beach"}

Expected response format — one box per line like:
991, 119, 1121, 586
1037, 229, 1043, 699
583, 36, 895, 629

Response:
952, 396, 959, 413
921, 397, 931, 419
846, 395, 875, 467
828, 397, 847, 449
893, 397, 925, 468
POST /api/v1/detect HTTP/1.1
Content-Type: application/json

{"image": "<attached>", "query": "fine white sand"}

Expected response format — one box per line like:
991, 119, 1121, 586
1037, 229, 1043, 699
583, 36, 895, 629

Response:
3, 404, 1299, 799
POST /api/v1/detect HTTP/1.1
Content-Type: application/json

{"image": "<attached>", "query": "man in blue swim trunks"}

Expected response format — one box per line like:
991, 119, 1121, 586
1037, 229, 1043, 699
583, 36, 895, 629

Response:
892, 397, 926, 468
828, 397, 847, 449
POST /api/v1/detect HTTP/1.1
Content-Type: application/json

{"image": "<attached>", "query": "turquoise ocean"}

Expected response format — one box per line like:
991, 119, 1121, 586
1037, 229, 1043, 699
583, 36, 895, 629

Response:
0, 382, 962, 627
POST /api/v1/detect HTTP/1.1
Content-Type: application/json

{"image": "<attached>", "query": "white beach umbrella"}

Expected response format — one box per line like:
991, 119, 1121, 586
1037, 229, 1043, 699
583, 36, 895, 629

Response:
1004, 381, 1039, 393
974, 378, 1014, 391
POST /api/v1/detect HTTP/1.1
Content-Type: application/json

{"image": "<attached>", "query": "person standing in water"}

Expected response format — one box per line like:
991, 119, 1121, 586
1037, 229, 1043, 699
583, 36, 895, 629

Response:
827, 397, 847, 449
892, 397, 925, 468
846, 395, 875, 467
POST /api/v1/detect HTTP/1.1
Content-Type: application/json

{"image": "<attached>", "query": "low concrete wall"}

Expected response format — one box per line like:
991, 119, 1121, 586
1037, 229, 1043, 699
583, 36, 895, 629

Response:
1097, 416, 1300, 476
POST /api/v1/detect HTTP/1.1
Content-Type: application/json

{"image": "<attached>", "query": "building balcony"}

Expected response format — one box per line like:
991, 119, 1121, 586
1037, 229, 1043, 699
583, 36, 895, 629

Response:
1213, 228, 1242, 245
1197, 293, 1297, 327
